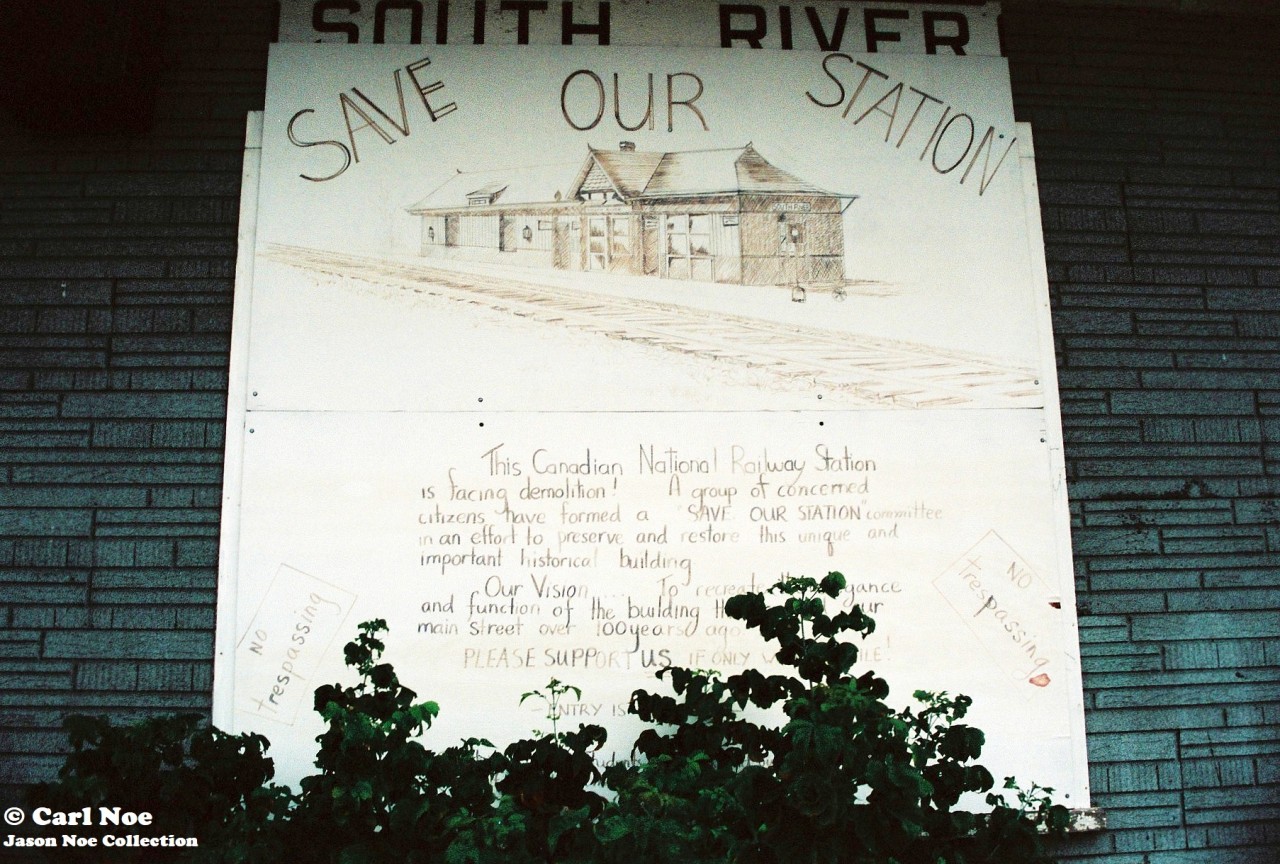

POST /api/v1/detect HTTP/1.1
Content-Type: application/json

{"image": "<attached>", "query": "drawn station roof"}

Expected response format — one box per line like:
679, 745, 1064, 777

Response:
579, 144, 836, 199
407, 145, 851, 213
406, 160, 581, 214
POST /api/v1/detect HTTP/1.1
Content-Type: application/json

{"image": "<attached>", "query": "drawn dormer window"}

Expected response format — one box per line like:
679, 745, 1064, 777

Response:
467, 182, 507, 206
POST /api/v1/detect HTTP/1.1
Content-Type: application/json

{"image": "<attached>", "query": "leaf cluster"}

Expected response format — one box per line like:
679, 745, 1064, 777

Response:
598, 573, 1068, 864
26, 575, 1069, 864
26, 713, 291, 863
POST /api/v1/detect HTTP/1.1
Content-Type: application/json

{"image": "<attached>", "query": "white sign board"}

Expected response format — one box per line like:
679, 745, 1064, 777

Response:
217, 32, 1090, 811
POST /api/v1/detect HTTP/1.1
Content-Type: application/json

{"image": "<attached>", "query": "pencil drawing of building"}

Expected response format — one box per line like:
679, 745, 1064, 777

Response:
406, 143, 857, 287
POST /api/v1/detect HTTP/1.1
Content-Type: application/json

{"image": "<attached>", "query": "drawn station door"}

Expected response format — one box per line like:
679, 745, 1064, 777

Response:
498, 214, 516, 252
664, 213, 713, 280
779, 210, 808, 285
587, 214, 632, 272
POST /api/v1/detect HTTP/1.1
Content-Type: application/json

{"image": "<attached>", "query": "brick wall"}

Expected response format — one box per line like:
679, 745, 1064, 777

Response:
1002, 5, 1280, 860
0, 2, 1276, 861
0, 0, 275, 793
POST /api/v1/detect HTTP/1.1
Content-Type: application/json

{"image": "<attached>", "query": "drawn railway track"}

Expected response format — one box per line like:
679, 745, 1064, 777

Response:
264, 244, 1042, 409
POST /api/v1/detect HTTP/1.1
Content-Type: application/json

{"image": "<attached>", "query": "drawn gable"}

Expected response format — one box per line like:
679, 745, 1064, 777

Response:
576, 159, 619, 200
571, 146, 665, 202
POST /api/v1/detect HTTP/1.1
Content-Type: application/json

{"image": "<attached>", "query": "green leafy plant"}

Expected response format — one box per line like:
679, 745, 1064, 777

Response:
474, 679, 608, 863
26, 713, 291, 862
608, 572, 1069, 864
285, 618, 503, 864
520, 678, 583, 741
26, 574, 1069, 864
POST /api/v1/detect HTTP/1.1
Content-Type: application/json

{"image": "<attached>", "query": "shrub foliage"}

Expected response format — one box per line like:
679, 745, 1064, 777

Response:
26, 574, 1069, 863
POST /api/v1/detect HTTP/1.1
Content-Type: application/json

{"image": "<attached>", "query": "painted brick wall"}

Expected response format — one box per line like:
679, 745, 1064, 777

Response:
0, 2, 1276, 861
0, 0, 276, 795
1002, 5, 1280, 861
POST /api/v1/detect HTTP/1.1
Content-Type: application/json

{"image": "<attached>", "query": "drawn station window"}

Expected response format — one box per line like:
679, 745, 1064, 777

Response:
779, 214, 805, 249
406, 143, 855, 288
468, 183, 505, 206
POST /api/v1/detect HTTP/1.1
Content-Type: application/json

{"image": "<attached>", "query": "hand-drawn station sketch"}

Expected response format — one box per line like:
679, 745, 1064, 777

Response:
408, 143, 856, 289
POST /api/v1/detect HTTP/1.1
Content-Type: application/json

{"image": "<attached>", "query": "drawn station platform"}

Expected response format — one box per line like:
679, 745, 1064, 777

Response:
264, 244, 1041, 410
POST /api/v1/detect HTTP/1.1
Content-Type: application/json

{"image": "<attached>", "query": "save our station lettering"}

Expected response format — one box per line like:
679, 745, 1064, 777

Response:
285, 51, 1015, 196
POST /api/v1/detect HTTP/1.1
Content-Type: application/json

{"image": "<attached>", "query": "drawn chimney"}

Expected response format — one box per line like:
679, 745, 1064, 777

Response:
619, 141, 636, 151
